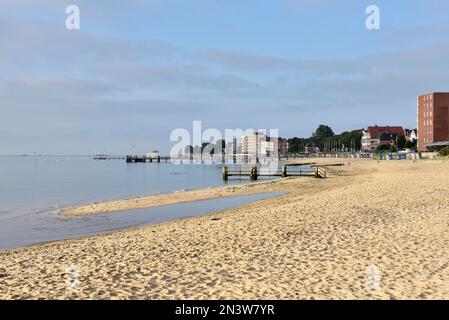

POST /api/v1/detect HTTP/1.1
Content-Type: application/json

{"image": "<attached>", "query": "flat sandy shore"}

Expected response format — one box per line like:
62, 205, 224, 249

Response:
62, 178, 292, 217
2, 158, 449, 299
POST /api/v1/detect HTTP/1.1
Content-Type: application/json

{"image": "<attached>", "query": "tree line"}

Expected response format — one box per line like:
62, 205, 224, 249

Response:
287, 125, 363, 153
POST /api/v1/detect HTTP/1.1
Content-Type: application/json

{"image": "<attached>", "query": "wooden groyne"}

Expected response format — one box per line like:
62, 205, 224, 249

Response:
310, 163, 347, 167
222, 163, 327, 181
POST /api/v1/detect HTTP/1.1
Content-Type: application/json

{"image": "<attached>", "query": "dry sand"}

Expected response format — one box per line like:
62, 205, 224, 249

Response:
1, 158, 449, 299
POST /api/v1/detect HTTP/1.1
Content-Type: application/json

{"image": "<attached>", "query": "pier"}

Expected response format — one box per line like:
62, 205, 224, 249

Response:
93, 154, 172, 162
93, 155, 125, 160
222, 163, 327, 181
125, 155, 171, 163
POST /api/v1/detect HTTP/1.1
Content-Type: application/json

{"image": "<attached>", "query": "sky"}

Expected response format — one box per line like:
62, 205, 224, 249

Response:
1, 0, 449, 155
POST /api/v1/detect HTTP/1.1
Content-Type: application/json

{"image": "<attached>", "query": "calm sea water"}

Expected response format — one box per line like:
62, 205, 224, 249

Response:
0, 156, 281, 250
0, 156, 246, 218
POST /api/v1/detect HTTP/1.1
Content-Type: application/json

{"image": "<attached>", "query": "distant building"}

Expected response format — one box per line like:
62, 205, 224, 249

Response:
361, 126, 405, 151
241, 133, 288, 159
405, 128, 418, 142
242, 132, 266, 158
276, 137, 289, 154
304, 146, 320, 153
146, 150, 160, 159
225, 140, 235, 156
417, 92, 449, 151
260, 140, 274, 157
235, 139, 243, 155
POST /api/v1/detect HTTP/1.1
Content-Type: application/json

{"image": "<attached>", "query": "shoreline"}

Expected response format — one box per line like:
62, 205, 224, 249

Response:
1, 191, 285, 253
61, 159, 349, 217
61, 178, 286, 217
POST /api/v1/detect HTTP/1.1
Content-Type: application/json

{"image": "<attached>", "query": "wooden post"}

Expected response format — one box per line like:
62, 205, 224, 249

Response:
315, 166, 319, 178
250, 166, 258, 180
282, 165, 287, 178
222, 166, 228, 181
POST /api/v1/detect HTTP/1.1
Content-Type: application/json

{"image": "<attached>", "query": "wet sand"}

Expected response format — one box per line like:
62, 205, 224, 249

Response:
62, 178, 287, 217
2, 158, 449, 299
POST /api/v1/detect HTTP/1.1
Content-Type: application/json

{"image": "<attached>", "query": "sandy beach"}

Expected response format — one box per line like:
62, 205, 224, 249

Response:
2, 158, 449, 299
62, 178, 292, 217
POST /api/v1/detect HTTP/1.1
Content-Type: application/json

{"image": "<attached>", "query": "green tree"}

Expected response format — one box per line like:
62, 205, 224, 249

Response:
439, 146, 449, 156
339, 130, 363, 151
214, 139, 226, 155
376, 144, 390, 151
184, 145, 193, 155
396, 135, 406, 149
288, 137, 306, 153
389, 144, 397, 153
405, 140, 417, 150
312, 125, 334, 139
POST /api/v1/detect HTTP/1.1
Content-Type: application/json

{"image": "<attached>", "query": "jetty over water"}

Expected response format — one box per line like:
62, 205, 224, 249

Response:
93, 154, 171, 162
125, 155, 171, 163
93, 155, 125, 160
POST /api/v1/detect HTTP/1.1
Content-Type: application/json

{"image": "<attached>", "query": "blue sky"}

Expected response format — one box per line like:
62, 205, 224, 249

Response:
1, 0, 449, 154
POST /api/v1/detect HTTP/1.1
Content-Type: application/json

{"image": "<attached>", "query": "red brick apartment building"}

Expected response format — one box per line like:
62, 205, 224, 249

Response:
417, 92, 449, 151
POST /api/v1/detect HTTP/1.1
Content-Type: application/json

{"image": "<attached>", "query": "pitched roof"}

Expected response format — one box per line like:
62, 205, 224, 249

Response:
367, 126, 404, 138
